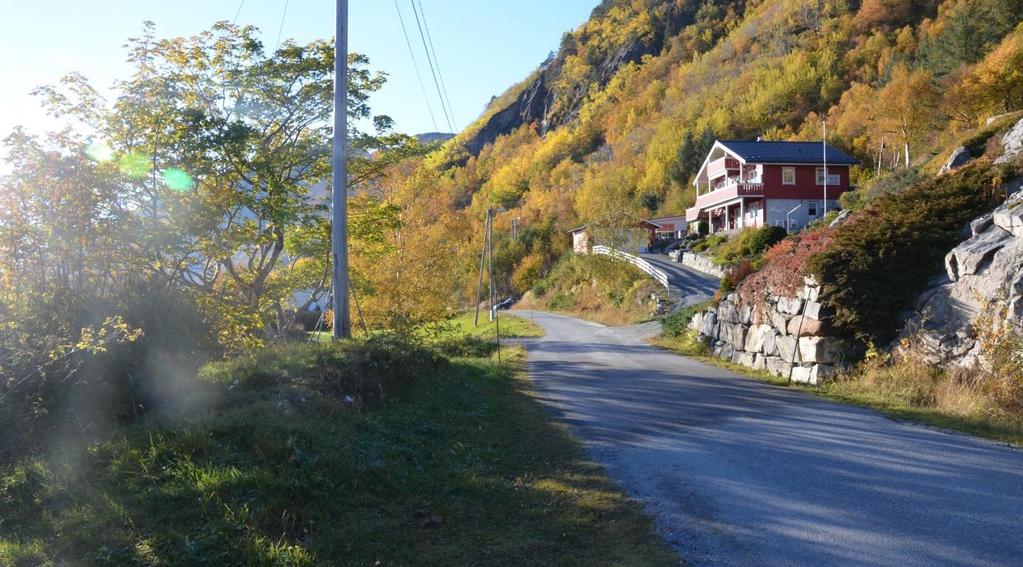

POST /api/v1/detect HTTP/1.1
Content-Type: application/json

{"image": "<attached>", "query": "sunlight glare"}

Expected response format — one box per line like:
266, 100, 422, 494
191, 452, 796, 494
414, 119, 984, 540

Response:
85, 141, 114, 163
161, 168, 195, 192
118, 152, 150, 179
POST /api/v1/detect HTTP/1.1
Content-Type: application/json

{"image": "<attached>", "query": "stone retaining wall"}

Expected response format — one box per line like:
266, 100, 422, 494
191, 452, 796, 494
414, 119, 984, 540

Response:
678, 252, 727, 278
689, 278, 853, 385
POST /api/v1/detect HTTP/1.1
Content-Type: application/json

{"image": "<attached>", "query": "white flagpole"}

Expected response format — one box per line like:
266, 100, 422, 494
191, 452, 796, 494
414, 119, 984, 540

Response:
822, 120, 828, 218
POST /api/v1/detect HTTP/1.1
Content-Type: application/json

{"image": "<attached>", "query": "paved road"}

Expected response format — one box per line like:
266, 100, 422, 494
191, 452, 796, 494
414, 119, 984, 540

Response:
515, 310, 1023, 567
640, 253, 719, 306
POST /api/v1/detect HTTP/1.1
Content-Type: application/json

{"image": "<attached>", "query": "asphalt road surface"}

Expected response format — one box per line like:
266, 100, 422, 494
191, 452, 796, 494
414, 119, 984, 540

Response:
515, 310, 1023, 567
639, 253, 719, 306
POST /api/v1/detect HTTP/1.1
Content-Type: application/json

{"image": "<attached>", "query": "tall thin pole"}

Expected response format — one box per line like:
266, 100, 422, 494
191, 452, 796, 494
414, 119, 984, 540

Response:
488, 211, 496, 323
822, 120, 828, 218
474, 211, 489, 326
332, 0, 352, 340
487, 211, 501, 361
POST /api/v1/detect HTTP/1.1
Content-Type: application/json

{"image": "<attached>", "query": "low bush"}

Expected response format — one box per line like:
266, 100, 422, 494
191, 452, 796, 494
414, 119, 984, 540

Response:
0, 285, 218, 463
708, 226, 789, 266
807, 163, 1013, 344
662, 307, 698, 337
199, 333, 444, 409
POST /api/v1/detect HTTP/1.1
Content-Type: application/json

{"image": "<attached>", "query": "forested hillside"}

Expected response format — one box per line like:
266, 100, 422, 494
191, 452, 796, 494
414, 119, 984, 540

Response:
393, 0, 1023, 299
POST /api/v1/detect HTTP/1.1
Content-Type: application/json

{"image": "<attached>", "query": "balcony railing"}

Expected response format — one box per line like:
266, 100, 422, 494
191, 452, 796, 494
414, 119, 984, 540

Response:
735, 182, 764, 195
707, 157, 741, 179
691, 181, 764, 216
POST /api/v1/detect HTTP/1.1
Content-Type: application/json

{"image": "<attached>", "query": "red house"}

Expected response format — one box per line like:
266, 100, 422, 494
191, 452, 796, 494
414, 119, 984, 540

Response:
686, 140, 858, 233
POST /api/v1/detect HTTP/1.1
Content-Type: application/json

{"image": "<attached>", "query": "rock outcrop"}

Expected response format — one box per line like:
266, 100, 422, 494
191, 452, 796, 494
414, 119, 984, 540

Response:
940, 146, 973, 174
690, 280, 854, 385
902, 187, 1023, 366
996, 118, 1023, 165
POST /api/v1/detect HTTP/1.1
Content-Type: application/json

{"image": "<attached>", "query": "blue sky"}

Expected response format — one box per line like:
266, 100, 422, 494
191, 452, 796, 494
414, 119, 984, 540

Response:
0, 0, 597, 139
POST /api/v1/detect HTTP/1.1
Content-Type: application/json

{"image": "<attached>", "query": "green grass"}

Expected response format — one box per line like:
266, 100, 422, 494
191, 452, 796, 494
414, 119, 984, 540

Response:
653, 332, 1023, 446
309, 312, 545, 345
442, 311, 546, 339
0, 345, 676, 566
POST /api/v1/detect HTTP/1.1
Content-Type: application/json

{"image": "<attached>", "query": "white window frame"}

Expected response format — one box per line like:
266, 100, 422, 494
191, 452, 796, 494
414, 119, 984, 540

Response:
782, 166, 796, 185
816, 167, 841, 185
807, 200, 819, 217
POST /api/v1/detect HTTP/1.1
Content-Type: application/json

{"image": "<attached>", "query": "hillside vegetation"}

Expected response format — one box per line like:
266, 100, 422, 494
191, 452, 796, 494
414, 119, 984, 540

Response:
389, 0, 1023, 304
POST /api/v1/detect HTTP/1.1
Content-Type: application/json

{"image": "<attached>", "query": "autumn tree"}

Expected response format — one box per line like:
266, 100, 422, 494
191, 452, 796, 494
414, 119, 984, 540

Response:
876, 65, 939, 168
33, 22, 417, 347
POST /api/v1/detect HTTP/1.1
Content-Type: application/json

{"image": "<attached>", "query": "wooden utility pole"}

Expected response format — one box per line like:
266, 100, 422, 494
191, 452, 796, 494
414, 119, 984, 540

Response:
474, 212, 489, 326
332, 0, 352, 339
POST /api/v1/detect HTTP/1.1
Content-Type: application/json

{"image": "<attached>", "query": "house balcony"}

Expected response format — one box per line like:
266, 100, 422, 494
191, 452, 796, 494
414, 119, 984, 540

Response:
686, 181, 764, 221
706, 157, 741, 180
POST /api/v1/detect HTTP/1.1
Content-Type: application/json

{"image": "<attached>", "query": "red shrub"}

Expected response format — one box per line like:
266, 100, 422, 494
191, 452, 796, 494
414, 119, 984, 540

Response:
737, 229, 833, 322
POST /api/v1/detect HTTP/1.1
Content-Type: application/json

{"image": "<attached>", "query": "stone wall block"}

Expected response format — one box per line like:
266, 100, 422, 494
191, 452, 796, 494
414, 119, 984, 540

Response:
769, 310, 790, 334
786, 316, 831, 337
790, 364, 835, 385
765, 356, 792, 377
777, 296, 805, 315
802, 300, 833, 321
763, 331, 779, 357
797, 337, 849, 364
744, 324, 773, 353
753, 353, 767, 371
776, 336, 800, 363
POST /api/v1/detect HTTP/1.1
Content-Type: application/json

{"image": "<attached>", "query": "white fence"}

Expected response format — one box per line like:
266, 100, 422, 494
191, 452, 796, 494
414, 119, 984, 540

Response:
592, 245, 669, 290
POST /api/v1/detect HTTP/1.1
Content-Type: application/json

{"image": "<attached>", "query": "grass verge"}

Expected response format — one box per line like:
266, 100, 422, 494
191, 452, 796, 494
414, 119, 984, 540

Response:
653, 332, 1023, 446
1, 342, 676, 566
441, 310, 546, 339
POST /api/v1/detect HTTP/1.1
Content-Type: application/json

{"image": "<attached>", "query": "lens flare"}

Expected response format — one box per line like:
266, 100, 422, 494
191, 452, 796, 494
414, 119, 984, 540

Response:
161, 168, 195, 192
85, 141, 114, 162
119, 152, 150, 179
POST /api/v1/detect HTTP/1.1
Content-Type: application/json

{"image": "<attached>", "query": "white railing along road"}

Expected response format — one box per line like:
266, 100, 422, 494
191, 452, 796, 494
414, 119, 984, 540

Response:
592, 245, 669, 290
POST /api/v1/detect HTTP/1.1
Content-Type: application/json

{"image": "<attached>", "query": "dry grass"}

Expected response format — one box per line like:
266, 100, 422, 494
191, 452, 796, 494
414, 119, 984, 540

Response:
655, 330, 1023, 445
820, 354, 1023, 444
518, 281, 662, 327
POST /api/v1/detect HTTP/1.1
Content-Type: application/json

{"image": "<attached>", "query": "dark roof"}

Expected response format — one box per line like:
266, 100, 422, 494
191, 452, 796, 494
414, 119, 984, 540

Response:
718, 140, 859, 165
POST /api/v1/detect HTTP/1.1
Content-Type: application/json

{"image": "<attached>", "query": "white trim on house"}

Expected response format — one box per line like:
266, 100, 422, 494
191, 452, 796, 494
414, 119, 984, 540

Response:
782, 166, 796, 185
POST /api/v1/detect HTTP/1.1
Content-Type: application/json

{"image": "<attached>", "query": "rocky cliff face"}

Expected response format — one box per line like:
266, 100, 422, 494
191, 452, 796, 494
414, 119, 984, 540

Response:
462, 1, 701, 157
901, 119, 1023, 367
902, 186, 1023, 366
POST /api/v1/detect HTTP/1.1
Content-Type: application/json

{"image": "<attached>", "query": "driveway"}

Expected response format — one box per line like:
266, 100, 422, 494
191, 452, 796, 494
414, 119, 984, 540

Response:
515, 310, 1023, 567
639, 253, 719, 306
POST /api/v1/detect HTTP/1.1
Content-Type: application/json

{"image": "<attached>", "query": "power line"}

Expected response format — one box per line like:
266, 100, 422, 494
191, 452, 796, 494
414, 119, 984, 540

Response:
394, 0, 439, 131
414, 0, 457, 129
274, 0, 290, 51
409, 0, 454, 132
232, 0, 246, 24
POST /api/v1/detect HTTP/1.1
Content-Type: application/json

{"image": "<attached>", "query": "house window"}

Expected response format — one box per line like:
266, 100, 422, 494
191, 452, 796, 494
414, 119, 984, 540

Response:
782, 167, 796, 185
816, 168, 841, 185
807, 200, 819, 217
